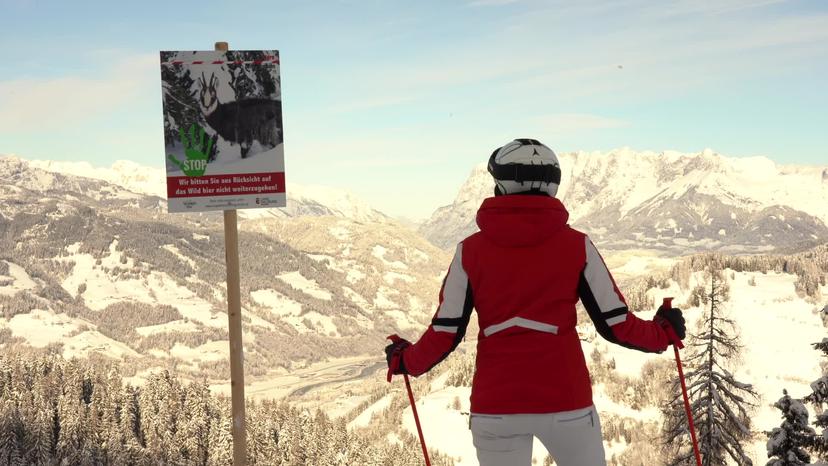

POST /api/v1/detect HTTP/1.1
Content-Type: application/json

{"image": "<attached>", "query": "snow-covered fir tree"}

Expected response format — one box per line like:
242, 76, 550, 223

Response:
0, 353, 454, 465
766, 389, 815, 466
159, 60, 202, 148
804, 338, 828, 461
662, 264, 758, 466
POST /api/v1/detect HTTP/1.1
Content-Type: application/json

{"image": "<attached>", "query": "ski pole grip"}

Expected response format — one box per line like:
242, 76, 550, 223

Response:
659, 297, 684, 349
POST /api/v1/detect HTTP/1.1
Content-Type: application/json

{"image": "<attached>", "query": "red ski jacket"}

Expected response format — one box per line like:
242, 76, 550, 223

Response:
402, 195, 670, 414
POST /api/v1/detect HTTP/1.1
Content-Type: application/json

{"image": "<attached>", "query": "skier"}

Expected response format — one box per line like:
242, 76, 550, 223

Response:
385, 139, 686, 466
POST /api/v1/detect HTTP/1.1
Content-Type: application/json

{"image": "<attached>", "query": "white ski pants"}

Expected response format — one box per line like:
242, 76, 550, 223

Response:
470, 406, 607, 466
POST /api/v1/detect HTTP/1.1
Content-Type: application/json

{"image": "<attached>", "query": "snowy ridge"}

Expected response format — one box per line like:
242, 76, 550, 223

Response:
243, 182, 392, 224
557, 148, 828, 224
28, 158, 168, 198
421, 148, 828, 251
21, 156, 391, 223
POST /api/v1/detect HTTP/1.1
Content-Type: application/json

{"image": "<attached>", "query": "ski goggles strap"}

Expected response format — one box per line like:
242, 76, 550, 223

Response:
488, 161, 561, 184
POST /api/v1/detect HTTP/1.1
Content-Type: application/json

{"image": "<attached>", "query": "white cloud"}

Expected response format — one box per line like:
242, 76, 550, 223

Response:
0, 54, 158, 133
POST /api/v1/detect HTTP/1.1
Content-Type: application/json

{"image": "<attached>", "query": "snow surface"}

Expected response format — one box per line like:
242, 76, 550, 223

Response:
28, 158, 167, 198
161, 244, 196, 270
169, 340, 228, 363
6, 309, 138, 360
135, 319, 200, 336
383, 271, 415, 285
0, 260, 38, 296
348, 393, 394, 430
381, 310, 421, 330
342, 286, 371, 311
374, 286, 400, 309
372, 245, 408, 270
277, 271, 332, 301
58, 240, 225, 328
250, 288, 339, 335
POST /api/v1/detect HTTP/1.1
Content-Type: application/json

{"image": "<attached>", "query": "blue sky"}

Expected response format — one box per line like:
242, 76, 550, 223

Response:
1, 0, 826, 218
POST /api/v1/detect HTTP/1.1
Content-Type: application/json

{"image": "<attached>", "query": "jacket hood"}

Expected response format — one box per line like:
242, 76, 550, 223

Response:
476, 195, 570, 247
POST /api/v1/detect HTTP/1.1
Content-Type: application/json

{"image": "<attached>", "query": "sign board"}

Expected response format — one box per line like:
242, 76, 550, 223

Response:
160, 50, 285, 213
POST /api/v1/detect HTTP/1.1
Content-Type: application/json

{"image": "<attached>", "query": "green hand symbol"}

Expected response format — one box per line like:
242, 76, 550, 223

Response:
167, 124, 214, 177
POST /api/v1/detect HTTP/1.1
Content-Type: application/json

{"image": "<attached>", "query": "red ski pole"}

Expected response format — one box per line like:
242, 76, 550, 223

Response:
387, 335, 432, 466
662, 297, 702, 466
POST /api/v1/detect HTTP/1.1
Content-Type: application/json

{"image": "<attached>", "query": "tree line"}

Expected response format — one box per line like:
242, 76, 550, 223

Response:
0, 353, 453, 466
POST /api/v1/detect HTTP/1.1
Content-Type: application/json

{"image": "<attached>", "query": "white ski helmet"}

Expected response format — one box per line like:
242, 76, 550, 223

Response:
487, 138, 561, 197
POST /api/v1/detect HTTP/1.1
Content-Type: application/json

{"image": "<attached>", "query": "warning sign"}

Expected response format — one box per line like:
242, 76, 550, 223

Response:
161, 50, 285, 212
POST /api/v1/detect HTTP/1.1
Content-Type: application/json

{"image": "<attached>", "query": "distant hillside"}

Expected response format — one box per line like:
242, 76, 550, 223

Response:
25, 156, 393, 223
0, 156, 449, 382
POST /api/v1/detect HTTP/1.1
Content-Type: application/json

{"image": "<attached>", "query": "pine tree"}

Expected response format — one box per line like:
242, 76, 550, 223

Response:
0, 400, 25, 466
207, 416, 233, 466
662, 266, 758, 465
766, 389, 814, 465
160, 61, 203, 148
804, 339, 828, 460
27, 405, 54, 465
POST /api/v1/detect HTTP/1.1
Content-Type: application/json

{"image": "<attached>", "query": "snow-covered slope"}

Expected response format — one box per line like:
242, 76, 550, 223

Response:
421, 148, 828, 252
23, 156, 392, 223
245, 215, 452, 334
28, 158, 168, 199
244, 183, 392, 224
0, 155, 448, 379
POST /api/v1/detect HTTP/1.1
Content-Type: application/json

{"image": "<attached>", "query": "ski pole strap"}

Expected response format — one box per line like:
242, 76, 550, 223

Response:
386, 334, 403, 383
387, 357, 400, 382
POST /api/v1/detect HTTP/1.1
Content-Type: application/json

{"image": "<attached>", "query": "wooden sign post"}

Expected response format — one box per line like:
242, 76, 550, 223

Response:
161, 40, 285, 466
216, 40, 247, 466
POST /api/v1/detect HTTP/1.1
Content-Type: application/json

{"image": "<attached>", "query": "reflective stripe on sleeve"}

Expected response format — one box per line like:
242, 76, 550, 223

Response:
606, 314, 627, 326
433, 325, 459, 333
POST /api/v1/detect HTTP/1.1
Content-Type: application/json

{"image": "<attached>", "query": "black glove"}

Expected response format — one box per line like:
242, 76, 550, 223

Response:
655, 305, 686, 342
385, 338, 411, 375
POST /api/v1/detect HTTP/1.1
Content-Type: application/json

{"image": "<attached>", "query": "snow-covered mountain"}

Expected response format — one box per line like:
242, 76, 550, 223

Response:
421, 148, 828, 252
23, 156, 392, 224
28, 158, 168, 199
0, 155, 446, 381
244, 183, 391, 224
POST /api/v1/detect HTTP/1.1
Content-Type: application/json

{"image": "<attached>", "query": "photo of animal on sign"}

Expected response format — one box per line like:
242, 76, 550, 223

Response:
160, 50, 285, 213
